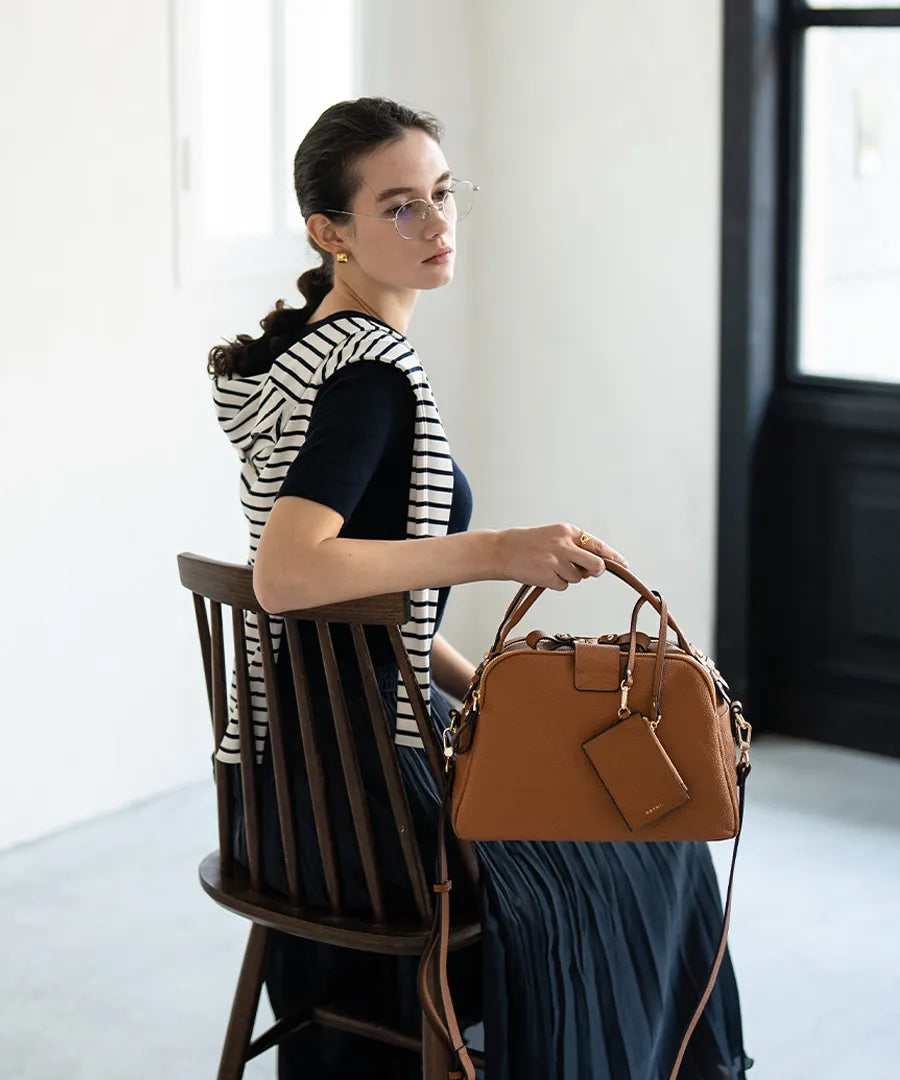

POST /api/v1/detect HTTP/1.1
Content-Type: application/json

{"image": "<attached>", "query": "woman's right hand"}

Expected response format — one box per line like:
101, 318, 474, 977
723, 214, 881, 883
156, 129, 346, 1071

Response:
493, 524, 629, 591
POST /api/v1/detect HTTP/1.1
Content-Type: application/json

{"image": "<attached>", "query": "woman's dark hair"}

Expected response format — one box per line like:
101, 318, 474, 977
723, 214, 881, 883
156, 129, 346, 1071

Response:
207, 97, 444, 378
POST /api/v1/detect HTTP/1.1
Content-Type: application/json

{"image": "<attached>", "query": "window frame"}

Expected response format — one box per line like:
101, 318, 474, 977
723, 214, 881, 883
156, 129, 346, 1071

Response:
169, 0, 361, 289
777, 0, 900, 394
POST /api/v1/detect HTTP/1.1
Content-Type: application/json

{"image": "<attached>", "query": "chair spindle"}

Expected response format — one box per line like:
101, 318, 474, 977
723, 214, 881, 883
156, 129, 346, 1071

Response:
209, 600, 234, 875
350, 623, 433, 923
231, 606, 262, 891
258, 611, 303, 905
316, 619, 386, 922
284, 618, 342, 913
387, 625, 482, 894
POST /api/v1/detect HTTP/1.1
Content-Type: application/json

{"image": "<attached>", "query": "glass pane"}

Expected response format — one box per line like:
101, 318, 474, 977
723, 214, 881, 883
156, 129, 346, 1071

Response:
283, 0, 357, 239
197, 0, 274, 238
797, 27, 900, 383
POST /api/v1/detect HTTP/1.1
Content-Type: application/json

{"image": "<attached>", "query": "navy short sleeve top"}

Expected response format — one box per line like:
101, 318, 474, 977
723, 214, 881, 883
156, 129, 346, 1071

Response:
272, 326, 473, 664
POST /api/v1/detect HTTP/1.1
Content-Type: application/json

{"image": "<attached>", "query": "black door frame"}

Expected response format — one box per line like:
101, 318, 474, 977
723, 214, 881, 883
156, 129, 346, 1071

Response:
716, 0, 781, 704
716, 1, 900, 722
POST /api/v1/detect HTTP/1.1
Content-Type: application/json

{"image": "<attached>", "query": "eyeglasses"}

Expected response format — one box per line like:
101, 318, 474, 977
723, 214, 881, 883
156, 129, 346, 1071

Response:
323, 178, 479, 241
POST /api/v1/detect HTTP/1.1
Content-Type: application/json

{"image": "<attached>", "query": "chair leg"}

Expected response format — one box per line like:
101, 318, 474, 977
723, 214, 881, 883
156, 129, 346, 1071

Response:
218, 922, 269, 1080
421, 956, 454, 1080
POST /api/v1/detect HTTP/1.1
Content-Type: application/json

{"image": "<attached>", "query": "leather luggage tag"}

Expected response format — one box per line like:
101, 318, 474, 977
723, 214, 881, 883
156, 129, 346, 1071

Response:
582, 713, 690, 831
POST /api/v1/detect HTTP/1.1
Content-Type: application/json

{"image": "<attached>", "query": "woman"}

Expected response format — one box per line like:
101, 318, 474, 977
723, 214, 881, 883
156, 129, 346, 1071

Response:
208, 96, 754, 1080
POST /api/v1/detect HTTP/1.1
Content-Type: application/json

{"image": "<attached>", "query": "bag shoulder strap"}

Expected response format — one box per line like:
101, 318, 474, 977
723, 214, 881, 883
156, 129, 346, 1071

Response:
418, 760, 752, 1080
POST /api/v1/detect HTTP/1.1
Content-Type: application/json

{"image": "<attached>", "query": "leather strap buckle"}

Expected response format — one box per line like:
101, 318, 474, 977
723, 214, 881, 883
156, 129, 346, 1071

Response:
732, 701, 752, 766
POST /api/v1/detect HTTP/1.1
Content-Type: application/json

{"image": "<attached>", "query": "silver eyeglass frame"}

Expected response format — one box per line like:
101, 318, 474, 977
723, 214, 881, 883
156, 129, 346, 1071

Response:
320, 179, 479, 240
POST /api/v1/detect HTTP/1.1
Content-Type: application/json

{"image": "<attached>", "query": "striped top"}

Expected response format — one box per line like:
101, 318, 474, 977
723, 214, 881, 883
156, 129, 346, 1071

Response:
210, 311, 454, 764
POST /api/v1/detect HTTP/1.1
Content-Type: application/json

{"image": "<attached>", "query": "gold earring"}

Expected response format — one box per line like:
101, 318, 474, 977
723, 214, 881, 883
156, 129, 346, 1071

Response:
335, 252, 349, 263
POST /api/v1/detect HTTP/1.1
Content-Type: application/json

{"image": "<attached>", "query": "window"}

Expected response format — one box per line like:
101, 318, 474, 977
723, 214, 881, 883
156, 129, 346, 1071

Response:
783, 1, 900, 385
171, 0, 359, 286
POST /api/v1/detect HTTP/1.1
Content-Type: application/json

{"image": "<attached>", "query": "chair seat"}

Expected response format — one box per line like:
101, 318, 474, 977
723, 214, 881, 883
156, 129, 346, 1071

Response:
199, 852, 482, 956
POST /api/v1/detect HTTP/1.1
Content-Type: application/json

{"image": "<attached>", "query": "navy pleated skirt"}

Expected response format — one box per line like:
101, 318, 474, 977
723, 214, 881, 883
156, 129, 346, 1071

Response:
228, 655, 755, 1080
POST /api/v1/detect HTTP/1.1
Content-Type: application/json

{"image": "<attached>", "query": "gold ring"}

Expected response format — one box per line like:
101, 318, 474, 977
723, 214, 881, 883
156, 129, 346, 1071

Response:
578, 531, 591, 547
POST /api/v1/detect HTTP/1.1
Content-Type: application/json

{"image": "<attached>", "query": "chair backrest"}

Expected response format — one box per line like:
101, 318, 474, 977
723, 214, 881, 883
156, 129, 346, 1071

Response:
177, 551, 479, 926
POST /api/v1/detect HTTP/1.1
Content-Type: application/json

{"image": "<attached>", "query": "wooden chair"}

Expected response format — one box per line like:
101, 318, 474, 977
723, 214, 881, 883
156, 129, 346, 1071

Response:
176, 552, 485, 1079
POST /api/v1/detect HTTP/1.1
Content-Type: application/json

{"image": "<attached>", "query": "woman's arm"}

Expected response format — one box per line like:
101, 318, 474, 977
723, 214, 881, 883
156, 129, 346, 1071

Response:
430, 632, 478, 702
253, 494, 501, 612
254, 495, 614, 614
251, 364, 617, 615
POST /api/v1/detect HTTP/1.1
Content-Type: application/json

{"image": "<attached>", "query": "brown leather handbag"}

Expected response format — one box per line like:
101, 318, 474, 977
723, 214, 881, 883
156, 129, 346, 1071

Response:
418, 561, 753, 1080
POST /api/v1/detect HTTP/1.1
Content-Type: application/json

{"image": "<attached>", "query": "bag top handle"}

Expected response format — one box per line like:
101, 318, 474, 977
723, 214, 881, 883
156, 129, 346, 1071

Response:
492, 561, 692, 656
622, 590, 669, 724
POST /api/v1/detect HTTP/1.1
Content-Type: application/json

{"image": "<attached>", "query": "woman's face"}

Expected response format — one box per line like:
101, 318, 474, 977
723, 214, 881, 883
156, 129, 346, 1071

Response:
337, 129, 457, 291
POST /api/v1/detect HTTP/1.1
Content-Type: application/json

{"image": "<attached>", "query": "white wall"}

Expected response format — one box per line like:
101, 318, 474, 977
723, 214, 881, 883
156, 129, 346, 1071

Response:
0, 0, 722, 849
1, 1, 255, 850
359, 0, 478, 479
460, 0, 724, 656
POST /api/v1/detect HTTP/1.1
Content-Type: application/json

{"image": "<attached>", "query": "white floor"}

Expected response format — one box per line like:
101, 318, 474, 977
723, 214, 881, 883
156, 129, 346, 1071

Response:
2, 733, 899, 1079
